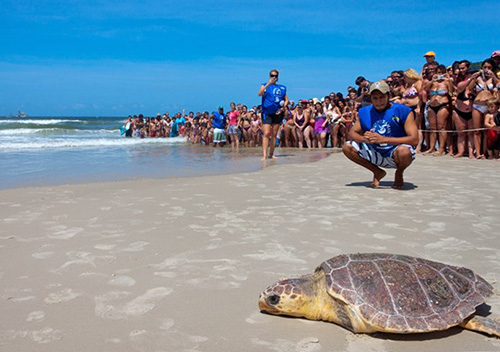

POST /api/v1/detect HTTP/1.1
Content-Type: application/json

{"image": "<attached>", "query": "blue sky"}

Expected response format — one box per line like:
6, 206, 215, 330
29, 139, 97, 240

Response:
1, 0, 498, 116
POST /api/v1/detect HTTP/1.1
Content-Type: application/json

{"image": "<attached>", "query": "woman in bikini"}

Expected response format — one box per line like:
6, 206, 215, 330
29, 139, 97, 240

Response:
324, 98, 341, 148
313, 102, 329, 148
467, 58, 499, 159
341, 100, 356, 145
332, 99, 347, 148
240, 105, 252, 147
304, 102, 316, 148
283, 107, 296, 147
452, 62, 474, 158
293, 103, 309, 148
250, 111, 262, 147
423, 65, 454, 155
400, 69, 424, 153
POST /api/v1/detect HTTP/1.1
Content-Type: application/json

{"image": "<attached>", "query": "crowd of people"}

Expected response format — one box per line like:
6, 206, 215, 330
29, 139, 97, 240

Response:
122, 50, 500, 160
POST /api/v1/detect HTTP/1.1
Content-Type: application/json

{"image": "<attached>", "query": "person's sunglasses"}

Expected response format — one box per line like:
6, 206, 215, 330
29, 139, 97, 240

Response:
270, 74, 278, 78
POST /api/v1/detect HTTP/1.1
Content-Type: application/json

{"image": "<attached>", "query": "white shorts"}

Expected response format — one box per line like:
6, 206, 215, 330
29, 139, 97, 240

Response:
213, 128, 227, 143
348, 141, 415, 169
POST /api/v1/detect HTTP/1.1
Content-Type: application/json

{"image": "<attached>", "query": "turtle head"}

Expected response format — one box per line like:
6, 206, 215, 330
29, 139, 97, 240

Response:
259, 274, 318, 319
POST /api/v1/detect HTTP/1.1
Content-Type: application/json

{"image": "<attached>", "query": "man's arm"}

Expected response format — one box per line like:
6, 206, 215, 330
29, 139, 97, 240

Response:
348, 119, 368, 144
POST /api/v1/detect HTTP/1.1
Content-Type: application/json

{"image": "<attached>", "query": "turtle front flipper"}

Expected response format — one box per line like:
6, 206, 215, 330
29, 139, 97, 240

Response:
460, 316, 500, 338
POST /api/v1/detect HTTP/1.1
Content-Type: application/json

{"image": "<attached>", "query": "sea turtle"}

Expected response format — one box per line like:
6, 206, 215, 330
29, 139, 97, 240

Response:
259, 253, 500, 337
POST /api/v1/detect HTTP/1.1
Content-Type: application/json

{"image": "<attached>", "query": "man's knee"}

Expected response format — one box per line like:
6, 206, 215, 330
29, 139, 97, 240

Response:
342, 142, 355, 156
393, 146, 413, 165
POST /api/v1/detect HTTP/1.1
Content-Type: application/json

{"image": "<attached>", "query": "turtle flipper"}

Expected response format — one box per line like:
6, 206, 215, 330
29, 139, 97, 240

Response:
459, 316, 500, 338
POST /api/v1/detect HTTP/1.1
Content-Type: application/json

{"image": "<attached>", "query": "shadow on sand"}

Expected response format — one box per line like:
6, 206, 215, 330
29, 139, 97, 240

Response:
345, 181, 417, 190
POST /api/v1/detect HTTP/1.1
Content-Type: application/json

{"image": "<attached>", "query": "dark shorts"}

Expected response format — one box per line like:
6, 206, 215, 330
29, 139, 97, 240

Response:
263, 112, 284, 125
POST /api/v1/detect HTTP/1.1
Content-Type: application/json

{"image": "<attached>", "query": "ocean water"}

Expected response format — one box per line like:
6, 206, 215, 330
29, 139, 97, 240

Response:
0, 116, 333, 190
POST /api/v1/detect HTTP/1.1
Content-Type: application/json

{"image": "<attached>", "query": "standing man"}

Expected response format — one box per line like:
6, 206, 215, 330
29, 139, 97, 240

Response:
421, 51, 437, 77
342, 80, 418, 189
258, 69, 289, 160
211, 106, 227, 147
355, 76, 372, 108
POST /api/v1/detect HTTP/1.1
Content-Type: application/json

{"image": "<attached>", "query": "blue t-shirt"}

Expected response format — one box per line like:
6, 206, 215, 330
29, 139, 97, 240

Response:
170, 119, 179, 137
212, 112, 226, 129
358, 103, 412, 156
261, 83, 287, 114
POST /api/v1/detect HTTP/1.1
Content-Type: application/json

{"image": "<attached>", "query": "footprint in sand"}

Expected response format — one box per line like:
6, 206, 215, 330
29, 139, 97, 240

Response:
31, 327, 64, 344
94, 244, 117, 251
32, 251, 55, 259
251, 337, 321, 352
44, 288, 82, 304
27, 311, 46, 322
121, 241, 150, 252
47, 225, 83, 240
94, 287, 172, 319
108, 275, 136, 287
159, 318, 175, 330
244, 243, 306, 264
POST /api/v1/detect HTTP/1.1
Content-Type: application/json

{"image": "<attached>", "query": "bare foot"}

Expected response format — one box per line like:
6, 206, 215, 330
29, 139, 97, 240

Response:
477, 154, 486, 160
432, 150, 445, 156
392, 171, 405, 189
453, 153, 464, 158
370, 169, 387, 188
422, 150, 435, 156
268, 155, 277, 159
261, 155, 267, 161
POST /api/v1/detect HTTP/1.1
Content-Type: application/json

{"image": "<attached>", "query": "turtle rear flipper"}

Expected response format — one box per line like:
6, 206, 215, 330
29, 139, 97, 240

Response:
460, 316, 500, 338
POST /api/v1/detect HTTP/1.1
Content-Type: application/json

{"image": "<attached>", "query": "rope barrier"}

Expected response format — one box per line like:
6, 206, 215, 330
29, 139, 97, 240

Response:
419, 127, 490, 133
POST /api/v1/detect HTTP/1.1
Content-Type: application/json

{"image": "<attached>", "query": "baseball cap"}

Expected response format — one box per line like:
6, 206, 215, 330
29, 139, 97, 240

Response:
369, 80, 390, 95
424, 51, 436, 57
491, 50, 500, 58
218, 106, 224, 110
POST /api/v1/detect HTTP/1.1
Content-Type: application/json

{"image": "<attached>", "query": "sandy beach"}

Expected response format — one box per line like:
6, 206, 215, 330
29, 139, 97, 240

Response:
1, 153, 500, 352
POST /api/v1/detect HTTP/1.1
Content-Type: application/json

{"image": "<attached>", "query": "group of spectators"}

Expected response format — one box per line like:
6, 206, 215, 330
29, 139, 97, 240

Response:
123, 50, 500, 159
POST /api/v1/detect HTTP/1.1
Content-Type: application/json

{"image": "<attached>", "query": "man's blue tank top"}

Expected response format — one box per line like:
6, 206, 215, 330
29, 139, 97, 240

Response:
212, 112, 226, 129
261, 83, 286, 114
358, 103, 412, 156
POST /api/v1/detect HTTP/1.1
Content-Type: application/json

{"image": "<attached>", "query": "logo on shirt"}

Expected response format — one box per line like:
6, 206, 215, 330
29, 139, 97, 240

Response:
373, 120, 391, 136
392, 115, 401, 125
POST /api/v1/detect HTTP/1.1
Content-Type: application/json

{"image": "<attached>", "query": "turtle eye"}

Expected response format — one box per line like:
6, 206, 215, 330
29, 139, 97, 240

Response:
267, 294, 280, 306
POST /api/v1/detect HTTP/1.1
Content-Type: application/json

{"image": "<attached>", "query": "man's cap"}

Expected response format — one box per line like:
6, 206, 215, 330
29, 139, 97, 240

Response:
491, 50, 500, 58
369, 80, 390, 95
424, 51, 436, 57
218, 106, 224, 110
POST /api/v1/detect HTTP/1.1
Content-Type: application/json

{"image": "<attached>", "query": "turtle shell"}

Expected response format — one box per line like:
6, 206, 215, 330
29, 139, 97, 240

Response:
319, 253, 494, 333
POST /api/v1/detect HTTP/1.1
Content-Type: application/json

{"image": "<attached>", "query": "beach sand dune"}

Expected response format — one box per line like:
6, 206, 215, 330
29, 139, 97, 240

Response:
1, 154, 500, 351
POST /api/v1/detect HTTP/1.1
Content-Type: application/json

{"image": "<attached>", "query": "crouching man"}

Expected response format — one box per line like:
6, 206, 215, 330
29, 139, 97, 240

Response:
342, 80, 418, 189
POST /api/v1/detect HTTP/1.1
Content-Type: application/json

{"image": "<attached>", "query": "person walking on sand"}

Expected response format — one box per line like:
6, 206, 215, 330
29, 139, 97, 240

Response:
342, 80, 418, 189
258, 69, 289, 160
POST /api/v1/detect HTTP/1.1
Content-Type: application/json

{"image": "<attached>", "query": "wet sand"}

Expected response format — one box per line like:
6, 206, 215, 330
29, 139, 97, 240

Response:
1, 153, 500, 351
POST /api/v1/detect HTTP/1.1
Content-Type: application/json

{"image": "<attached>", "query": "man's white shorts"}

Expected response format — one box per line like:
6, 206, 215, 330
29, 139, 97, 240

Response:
347, 141, 415, 169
